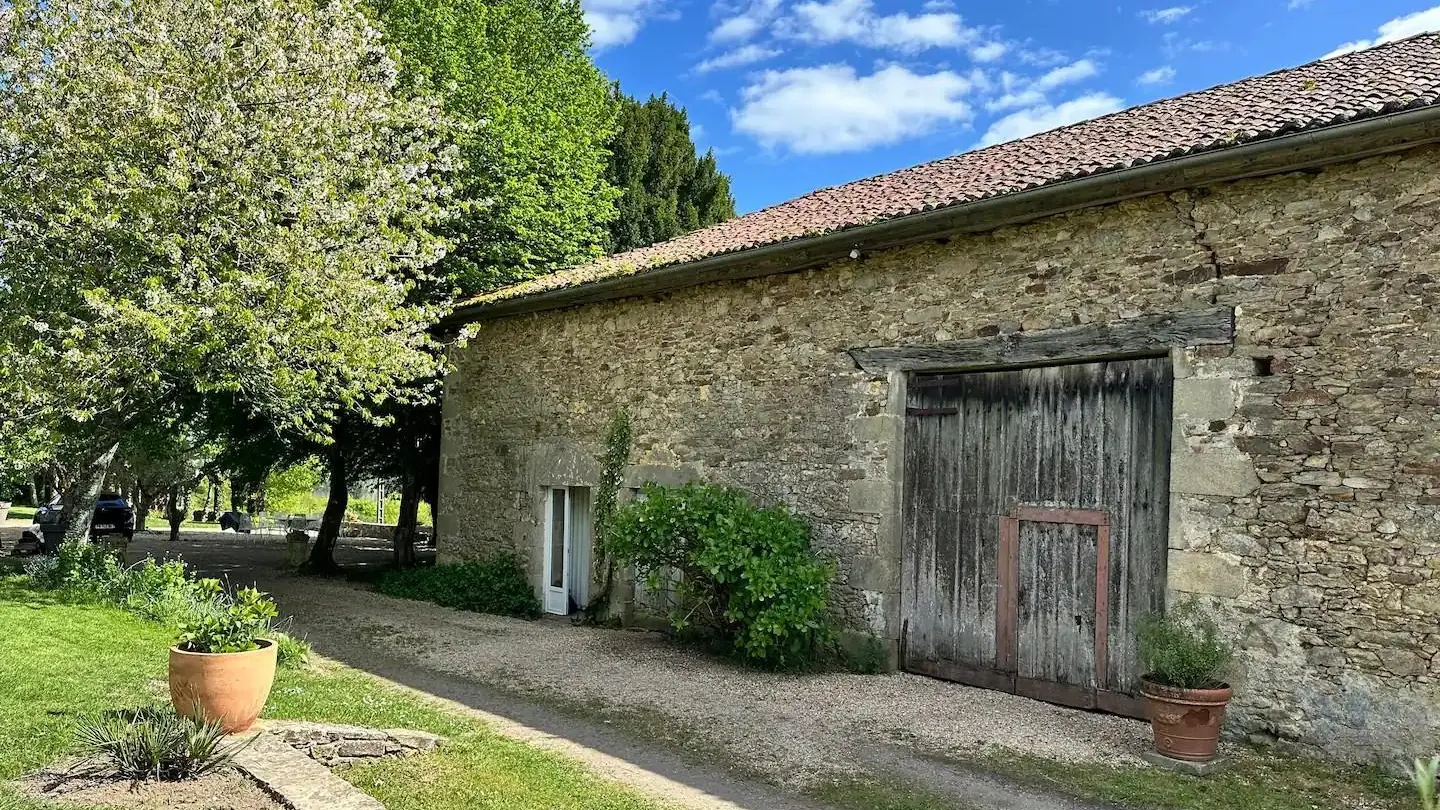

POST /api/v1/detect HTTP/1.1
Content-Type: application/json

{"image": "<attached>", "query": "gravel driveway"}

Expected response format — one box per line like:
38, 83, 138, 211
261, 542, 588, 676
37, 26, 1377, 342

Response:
129, 534, 1144, 810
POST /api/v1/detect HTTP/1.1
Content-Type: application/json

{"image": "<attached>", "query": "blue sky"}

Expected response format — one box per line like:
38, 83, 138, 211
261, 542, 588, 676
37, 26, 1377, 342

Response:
582, 0, 1440, 213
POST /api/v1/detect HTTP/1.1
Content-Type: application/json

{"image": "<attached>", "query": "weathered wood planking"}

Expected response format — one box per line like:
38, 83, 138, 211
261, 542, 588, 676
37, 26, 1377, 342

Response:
850, 308, 1233, 374
900, 356, 1172, 715
1014, 520, 1100, 688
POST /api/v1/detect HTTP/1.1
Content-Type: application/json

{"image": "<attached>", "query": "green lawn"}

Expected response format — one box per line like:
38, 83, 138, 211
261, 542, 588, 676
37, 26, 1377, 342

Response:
970, 747, 1414, 810
0, 578, 668, 810
3, 506, 35, 522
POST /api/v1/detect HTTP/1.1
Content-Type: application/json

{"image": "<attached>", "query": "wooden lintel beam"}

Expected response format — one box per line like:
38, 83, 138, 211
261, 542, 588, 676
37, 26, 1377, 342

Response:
848, 307, 1235, 374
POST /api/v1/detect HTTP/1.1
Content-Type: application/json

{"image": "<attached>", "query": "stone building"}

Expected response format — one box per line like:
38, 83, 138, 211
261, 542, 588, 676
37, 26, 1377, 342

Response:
438, 36, 1440, 762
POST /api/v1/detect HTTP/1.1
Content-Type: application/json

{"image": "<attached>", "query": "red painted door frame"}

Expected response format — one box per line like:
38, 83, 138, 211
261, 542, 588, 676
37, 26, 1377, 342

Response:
997, 506, 1144, 718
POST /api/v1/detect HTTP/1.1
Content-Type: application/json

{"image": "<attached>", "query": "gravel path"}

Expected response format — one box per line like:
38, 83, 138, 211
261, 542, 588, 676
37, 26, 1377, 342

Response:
129, 535, 1143, 810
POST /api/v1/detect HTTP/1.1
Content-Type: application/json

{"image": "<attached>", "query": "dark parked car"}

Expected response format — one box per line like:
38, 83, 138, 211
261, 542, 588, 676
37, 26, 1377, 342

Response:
16, 493, 136, 554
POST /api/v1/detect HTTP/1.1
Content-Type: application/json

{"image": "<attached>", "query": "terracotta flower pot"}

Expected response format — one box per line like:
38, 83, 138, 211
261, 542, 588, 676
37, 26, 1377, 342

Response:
169, 639, 277, 733
1141, 677, 1233, 762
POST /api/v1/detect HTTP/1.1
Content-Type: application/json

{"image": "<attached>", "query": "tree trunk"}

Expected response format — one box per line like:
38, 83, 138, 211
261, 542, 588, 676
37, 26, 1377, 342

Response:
135, 485, 150, 531
392, 469, 420, 569
308, 440, 348, 572
41, 469, 59, 504
58, 442, 120, 546
166, 486, 184, 543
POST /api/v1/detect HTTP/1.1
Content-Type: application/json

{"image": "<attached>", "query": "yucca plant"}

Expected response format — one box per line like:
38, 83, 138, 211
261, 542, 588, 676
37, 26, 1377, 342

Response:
74, 706, 250, 781
1413, 756, 1439, 810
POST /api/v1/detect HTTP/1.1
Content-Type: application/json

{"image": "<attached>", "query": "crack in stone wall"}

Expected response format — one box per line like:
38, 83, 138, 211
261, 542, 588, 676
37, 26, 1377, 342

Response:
1171, 189, 1222, 284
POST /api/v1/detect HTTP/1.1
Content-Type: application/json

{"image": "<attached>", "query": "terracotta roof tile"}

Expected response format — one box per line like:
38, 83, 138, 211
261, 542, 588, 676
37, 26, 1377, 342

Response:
473, 34, 1440, 306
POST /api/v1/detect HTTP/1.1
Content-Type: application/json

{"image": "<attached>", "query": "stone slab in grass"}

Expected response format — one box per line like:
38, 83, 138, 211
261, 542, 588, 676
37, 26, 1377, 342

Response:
233, 733, 384, 810
258, 720, 443, 766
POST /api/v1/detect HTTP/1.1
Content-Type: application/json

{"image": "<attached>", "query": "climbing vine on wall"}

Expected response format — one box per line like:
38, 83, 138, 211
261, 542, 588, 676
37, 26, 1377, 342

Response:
581, 410, 632, 624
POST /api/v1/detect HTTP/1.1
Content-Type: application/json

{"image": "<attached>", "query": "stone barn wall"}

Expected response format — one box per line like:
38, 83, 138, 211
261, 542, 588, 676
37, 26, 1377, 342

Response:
439, 143, 1440, 762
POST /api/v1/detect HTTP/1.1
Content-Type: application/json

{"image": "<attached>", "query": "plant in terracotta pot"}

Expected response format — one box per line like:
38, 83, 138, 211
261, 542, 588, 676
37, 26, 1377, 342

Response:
169, 581, 279, 733
1138, 598, 1235, 763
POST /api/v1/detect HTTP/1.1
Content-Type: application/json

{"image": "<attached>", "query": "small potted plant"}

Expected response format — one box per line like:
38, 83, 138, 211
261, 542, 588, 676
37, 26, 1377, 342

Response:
1138, 598, 1235, 763
169, 582, 279, 734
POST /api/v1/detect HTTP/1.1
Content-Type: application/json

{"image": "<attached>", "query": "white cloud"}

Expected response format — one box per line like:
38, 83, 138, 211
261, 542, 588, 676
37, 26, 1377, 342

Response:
1137, 65, 1176, 85
585, 0, 663, 47
1162, 30, 1221, 57
1017, 46, 1069, 67
1288, 0, 1315, 7
690, 122, 706, 141
987, 88, 1045, 111
1323, 6, 1440, 59
778, 0, 986, 51
969, 41, 1009, 62
710, 0, 781, 42
984, 59, 1099, 112
977, 92, 1123, 148
694, 44, 782, 72
1141, 6, 1194, 24
733, 63, 977, 153
1034, 58, 1099, 91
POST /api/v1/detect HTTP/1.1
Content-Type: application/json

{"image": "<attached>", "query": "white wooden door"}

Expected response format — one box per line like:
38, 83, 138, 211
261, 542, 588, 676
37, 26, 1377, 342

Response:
543, 488, 572, 615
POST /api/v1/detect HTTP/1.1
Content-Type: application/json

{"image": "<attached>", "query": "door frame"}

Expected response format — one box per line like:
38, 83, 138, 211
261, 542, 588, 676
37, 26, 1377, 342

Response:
542, 487, 572, 616
997, 507, 1141, 716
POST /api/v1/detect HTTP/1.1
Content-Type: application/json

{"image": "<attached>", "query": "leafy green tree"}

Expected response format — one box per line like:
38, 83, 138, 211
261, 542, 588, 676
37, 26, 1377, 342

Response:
264, 461, 326, 517
113, 419, 214, 541
373, 0, 617, 294
0, 0, 458, 543
606, 91, 736, 253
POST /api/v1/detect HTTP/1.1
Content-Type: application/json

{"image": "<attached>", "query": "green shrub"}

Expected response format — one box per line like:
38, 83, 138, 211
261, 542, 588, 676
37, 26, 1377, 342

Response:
1138, 598, 1234, 690
56, 539, 125, 591
26, 542, 297, 658
347, 500, 380, 523
606, 483, 834, 667
832, 634, 890, 674
1413, 756, 1439, 810
176, 584, 278, 654
21, 554, 61, 588
109, 558, 204, 624
274, 631, 312, 668
74, 705, 245, 781
377, 555, 541, 619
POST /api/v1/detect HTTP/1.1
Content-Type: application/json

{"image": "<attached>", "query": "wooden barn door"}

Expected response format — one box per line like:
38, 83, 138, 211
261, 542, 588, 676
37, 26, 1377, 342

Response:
900, 356, 1172, 717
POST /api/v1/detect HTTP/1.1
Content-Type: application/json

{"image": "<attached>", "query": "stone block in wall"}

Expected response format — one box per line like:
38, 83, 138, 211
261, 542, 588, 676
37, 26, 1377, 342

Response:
853, 415, 899, 445
848, 479, 893, 514
1169, 550, 1248, 598
1171, 451, 1261, 497
624, 463, 703, 488
1168, 496, 1216, 550
1173, 378, 1238, 422
850, 554, 894, 591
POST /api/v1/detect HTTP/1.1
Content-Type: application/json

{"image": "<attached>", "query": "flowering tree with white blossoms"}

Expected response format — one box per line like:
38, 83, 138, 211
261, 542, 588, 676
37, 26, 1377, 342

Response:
0, 0, 459, 542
